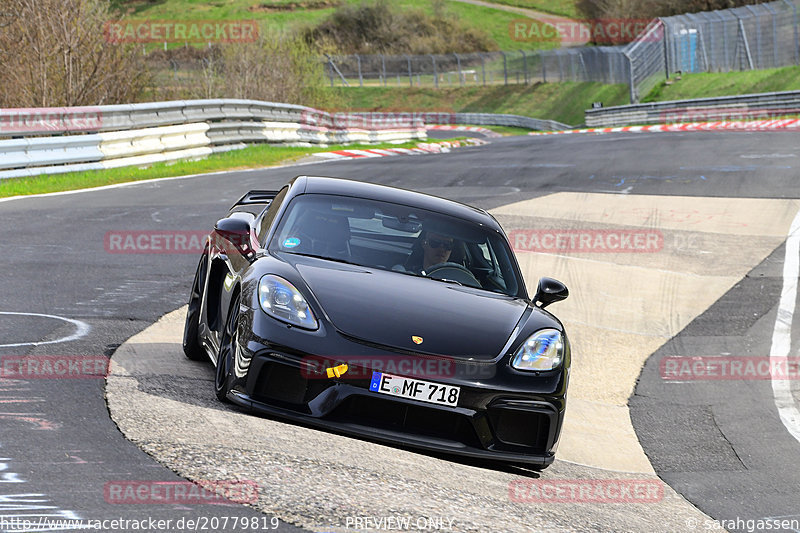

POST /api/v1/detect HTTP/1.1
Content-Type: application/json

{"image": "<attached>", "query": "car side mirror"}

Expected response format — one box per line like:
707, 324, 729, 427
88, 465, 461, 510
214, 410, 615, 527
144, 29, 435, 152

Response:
214, 217, 254, 260
534, 277, 568, 308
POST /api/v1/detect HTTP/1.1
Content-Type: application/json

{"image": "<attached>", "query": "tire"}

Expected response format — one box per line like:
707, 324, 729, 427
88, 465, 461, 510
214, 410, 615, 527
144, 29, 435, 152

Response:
183, 255, 207, 361
215, 291, 240, 403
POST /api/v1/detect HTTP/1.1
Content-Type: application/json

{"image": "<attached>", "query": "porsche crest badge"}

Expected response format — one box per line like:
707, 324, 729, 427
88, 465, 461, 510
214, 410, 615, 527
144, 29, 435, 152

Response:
411, 336, 423, 345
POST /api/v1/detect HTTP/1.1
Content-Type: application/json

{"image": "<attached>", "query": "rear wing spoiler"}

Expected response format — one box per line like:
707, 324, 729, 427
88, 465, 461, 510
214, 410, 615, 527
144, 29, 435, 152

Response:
233, 190, 280, 207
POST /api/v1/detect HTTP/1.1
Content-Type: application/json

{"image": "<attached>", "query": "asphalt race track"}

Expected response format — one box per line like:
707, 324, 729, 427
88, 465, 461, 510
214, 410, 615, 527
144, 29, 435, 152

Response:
1, 130, 800, 532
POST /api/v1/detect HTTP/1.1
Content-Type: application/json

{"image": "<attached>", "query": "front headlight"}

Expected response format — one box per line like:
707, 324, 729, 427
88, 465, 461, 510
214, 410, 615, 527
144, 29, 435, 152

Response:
511, 329, 564, 371
258, 275, 318, 330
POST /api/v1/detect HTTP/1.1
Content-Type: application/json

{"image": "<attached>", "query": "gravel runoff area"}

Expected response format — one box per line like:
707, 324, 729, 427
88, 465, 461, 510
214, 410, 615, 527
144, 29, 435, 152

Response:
106, 308, 714, 533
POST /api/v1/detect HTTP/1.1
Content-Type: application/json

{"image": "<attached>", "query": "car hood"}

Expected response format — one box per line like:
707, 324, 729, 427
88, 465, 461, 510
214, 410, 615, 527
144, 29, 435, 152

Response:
291, 257, 529, 360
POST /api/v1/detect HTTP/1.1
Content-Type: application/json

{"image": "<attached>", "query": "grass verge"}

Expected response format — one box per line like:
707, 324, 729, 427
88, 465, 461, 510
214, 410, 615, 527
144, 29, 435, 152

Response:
643, 65, 800, 102
0, 140, 425, 198
330, 83, 629, 126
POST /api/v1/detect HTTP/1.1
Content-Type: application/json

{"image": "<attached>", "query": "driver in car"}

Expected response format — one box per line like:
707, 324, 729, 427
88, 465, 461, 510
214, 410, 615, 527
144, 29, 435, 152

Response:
396, 231, 456, 274
420, 232, 454, 272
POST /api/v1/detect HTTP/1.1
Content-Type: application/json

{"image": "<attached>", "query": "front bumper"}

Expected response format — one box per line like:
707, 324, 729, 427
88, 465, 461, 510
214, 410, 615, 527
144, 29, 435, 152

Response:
228, 316, 568, 466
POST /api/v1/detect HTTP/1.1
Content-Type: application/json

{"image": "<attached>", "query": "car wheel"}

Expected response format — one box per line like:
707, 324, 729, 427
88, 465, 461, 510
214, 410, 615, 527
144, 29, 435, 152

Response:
183, 255, 207, 361
215, 291, 240, 403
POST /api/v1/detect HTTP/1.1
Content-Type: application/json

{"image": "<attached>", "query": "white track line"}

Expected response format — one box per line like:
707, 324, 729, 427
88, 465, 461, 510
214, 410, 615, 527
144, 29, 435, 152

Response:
0, 311, 91, 348
770, 208, 800, 443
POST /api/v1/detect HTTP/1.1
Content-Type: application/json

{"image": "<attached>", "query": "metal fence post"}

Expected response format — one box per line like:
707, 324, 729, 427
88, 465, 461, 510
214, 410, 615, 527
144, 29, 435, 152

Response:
736, 17, 754, 70
481, 54, 486, 86
542, 51, 547, 83
356, 54, 363, 87
430, 55, 438, 89
784, 0, 800, 65
406, 55, 412, 87
455, 53, 463, 86
723, 16, 731, 70
660, 18, 670, 78
520, 50, 528, 84
381, 54, 387, 87
744, 6, 762, 68
624, 51, 636, 103
501, 51, 507, 85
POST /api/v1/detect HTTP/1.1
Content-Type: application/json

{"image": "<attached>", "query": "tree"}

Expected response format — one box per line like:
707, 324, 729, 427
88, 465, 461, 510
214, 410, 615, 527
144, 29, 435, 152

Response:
0, 0, 148, 107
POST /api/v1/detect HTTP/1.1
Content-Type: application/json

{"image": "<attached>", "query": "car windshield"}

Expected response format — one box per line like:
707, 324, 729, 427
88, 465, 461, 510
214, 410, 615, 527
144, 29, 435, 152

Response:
268, 193, 524, 298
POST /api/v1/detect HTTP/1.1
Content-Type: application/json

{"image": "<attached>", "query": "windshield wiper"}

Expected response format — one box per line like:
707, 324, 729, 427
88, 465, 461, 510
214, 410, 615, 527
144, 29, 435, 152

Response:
425, 277, 463, 286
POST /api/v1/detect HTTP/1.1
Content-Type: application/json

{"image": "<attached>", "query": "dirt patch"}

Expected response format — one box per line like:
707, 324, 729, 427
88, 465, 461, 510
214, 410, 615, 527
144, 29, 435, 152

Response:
249, 0, 342, 12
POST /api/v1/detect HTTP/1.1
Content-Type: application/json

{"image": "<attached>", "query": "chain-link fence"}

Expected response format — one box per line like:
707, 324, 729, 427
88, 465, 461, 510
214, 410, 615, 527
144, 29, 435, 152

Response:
323, 47, 630, 88
324, 0, 800, 103
625, 0, 800, 102
661, 0, 800, 75
623, 20, 666, 104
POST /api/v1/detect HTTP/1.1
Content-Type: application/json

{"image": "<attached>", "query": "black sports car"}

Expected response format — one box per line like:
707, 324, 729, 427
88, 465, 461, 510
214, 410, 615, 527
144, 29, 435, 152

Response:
183, 176, 570, 468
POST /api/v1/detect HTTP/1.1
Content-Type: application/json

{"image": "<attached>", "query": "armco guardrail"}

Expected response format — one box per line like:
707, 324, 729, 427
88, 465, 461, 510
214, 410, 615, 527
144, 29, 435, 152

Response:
0, 100, 568, 179
450, 113, 569, 132
0, 99, 428, 179
584, 90, 800, 127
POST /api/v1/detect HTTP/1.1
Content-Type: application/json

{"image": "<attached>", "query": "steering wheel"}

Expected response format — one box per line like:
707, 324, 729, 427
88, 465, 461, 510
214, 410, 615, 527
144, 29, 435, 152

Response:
424, 262, 481, 288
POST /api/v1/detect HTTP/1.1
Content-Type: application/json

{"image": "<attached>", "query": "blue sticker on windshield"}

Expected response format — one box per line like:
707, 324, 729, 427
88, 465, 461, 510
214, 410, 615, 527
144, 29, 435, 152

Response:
283, 237, 300, 248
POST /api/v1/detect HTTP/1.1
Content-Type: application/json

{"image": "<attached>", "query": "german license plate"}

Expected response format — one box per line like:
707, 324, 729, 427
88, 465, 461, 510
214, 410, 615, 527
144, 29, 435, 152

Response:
369, 372, 460, 407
